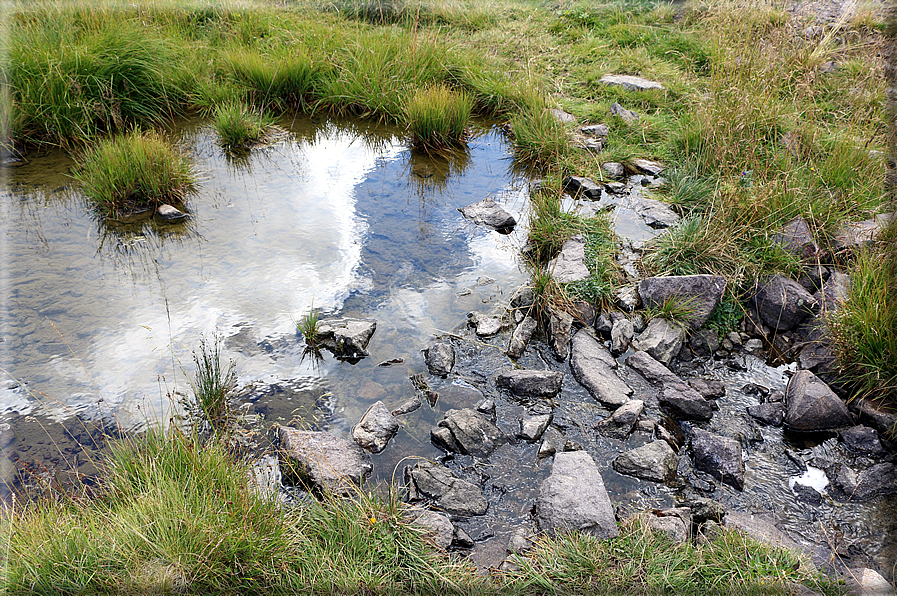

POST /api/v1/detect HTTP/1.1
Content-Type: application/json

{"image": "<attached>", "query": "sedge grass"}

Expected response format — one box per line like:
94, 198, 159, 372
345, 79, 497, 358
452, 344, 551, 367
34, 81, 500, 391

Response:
212, 101, 273, 150
404, 84, 472, 151
186, 335, 238, 432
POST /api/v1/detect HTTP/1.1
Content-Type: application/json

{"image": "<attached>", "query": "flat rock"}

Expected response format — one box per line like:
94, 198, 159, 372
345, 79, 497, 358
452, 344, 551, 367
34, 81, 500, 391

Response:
772, 216, 817, 259
750, 275, 817, 332
638, 275, 727, 330
625, 350, 680, 385
840, 426, 886, 457
547, 307, 575, 360
409, 461, 488, 516
687, 377, 726, 399
156, 204, 188, 222
279, 427, 372, 494
469, 312, 503, 337
551, 108, 576, 123
563, 176, 602, 200
496, 369, 564, 398
602, 162, 625, 178
507, 315, 538, 359
423, 342, 455, 377
392, 396, 422, 416
630, 158, 665, 176
691, 428, 744, 490
581, 123, 609, 137
632, 318, 685, 365
549, 234, 591, 283
609, 102, 639, 122
610, 316, 634, 354
660, 379, 715, 420
612, 439, 678, 482
833, 213, 895, 253
519, 413, 553, 442
595, 400, 644, 440
646, 514, 688, 543
317, 317, 377, 359
439, 408, 507, 457
634, 196, 680, 228
843, 567, 896, 596
536, 451, 619, 539
352, 401, 399, 454
747, 402, 784, 426
570, 329, 633, 407
785, 370, 851, 431
412, 510, 454, 550
600, 74, 664, 92
459, 198, 516, 231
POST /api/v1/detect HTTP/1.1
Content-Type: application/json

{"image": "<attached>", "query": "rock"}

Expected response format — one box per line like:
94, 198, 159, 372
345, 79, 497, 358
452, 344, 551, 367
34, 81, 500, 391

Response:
156, 204, 188, 222
750, 275, 818, 332
412, 510, 454, 549
536, 451, 619, 539
606, 181, 626, 194
562, 176, 602, 200
547, 308, 575, 360
850, 399, 897, 438
595, 400, 644, 440
792, 482, 823, 505
600, 74, 663, 92
316, 318, 377, 359
687, 378, 726, 399
570, 329, 633, 407
595, 312, 614, 334
469, 312, 504, 337
507, 527, 534, 554
799, 264, 830, 293
496, 369, 564, 398
632, 318, 686, 365
646, 514, 688, 543
691, 428, 744, 490
538, 426, 565, 458
747, 402, 784, 426
279, 428, 372, 495
630, 159, 665, 176
392, 396, 422, 416
772, 216, 817, 259
633, 196, 680, 228
439, 409, 507, 458
743, 338, 764, 354
638, 275, 726, 331
551, 108, 576, 123
840, 426, 886, 457
784, 370, 852, 431
609, 102, 639, 122
248, 454, 281, 501
453, 527, 475, 549
843, 567, 896, 596
409, 461, 488, 516
581, 123, 609, 137
507, 315, 538, 359
602, 162, 625, 179
688, 497, 726, 524
625, 350, 680, 385
549, 234, 591, 283
423, 342, 455, 377
616, 285, 641, 311
725, 510, 803, 554
612, 440, 678, 482
833, 213, 895, 254
458, 198, 516, 231
476, 399, 496, 421
813, 271, 850, 316
854, 463, 897, 501
689, 329, 720, 358
430, 427, 460, 452
519, 414, 553, 442
610, 316, 634, 354
353, 401, 400, 454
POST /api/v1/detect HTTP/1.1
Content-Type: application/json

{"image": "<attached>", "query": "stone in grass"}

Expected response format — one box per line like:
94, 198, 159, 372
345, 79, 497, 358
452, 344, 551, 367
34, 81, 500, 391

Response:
600, 74, 664, 92
496, 369, 564, 398
691, 428, 744, 491
156, 204, 188, 222
638, 275, 727, 331
279, 427, 372, 495
409, 461, 488, 517
352, 401, 399, 454
536, 451, 618, 539
458, 198, 516, 232
602, 162, 625, 179
412, 510, 454, 550
562, 176, 602, 200
609, 102, 639, 123
423, 342, 455, 377
612, 440, 678, 482
548, 234, 590, 283
750, 275, 817, 332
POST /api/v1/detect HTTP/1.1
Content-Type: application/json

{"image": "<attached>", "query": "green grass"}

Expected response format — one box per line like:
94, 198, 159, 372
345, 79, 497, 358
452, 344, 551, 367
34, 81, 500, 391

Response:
296, 305, 322, 349
212, 101, 273, 150
404, 84, 473, 150
72, 129, 197, 217
186, 336, 238, 432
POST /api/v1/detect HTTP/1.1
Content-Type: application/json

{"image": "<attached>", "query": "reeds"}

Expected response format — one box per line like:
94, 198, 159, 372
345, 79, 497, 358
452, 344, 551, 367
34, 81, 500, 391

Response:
212, 102, 273, 150
404, 84, 472, 151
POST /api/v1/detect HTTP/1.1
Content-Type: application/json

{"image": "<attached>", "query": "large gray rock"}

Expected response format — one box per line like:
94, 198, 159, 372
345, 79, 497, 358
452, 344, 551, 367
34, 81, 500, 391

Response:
570, 329, 633, 407
548, 308, 575, 360
496, 369, 564, 398
750, 275, 818, 332
600, 74, 664, 92
612, 440, 678, 482
507, 315, 538, 359
563, 176, 602, 200
423, 342, 455, 377
317, 318, 377, 359
549, 234, 591, 283
409, 461, 488, 516
691, 428, 744, 490
772, 216, 817, 259
439, 408, 507, 457
412, 510, 454, 550
840, 426, 886, 457
632, 318, 686, 365
458, 198, 516, 231
536, 451, 619, 539
279, 428, 372, 494
813, 271, 850, 316
352, 401, 400, 454
634, 196, 680, 229
833, 212, 895, 253
747, 402, 784, 427
595, 400, 644, 440
625, 350, 680, 385
784, 370, 851, 431
660, 381, 714, 420
638, 275, 727, 330
519, 413, 553, 442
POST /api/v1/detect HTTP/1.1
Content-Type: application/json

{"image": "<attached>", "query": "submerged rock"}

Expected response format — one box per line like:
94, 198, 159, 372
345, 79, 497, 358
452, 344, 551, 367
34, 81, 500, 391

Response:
691, 428, 744, 490
496, 369, 564, 398
423, 342, 455, 377
459, 198, 516, 232
156, 204, 188, 222
352, 401, 399, 454
570, 329, 633, 407
784, 370, 851, 431
316, 317, 377, 360
409, 461, 488, 516
439, 408, 507, 458
747, 402, 784, 427
638, 275, 727, 330
633, 196, 680, 229
392, 396, 422, 416
279, 427, 372, 495
632, 318, 686, 365
549, 234, 591, 283
612, 440, 678, 482
536, 451, 618, 539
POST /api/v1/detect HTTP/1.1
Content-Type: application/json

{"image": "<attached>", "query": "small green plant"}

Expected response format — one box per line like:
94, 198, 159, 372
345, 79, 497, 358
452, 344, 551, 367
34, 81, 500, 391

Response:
297, 305, 321, 349
403, 84, 473, 151
187, 335, 238, 432
643, 295, 700, 328
73, 129, 197, 218
212, 102, 273, 150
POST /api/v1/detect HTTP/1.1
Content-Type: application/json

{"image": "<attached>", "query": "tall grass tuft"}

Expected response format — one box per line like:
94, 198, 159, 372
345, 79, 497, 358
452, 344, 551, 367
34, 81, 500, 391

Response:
404, 84, 472, 151
212, 102, 272, 150
73, 129, 197, 218
187, 336, 238, 432
509, 105, 570, 167
296, 305, 321, 349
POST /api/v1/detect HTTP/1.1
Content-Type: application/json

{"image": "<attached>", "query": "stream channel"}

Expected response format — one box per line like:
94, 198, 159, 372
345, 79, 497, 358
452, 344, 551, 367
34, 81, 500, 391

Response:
1, 116, 894, 580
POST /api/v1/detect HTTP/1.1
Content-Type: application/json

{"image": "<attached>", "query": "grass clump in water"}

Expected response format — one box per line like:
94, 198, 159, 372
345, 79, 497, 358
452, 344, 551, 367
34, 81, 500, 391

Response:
212, 102, 273, 151
73, 129, 197, 218
404, 84, 472, 151
186, 336, 238, 433
296, 304, 322, 349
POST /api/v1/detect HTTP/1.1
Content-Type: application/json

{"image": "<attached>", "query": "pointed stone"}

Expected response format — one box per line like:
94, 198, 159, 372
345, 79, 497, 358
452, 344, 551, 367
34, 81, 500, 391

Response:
570, 329, 633, 407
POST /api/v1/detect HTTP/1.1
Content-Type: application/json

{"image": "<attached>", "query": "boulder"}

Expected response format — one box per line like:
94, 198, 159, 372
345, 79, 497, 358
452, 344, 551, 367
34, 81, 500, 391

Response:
610, 316, 634, 354
279, 428, 372, 494
412, 510, 454, 550
747, 402, 784, 427
595, 400, 644, 440
660, 382, 713, 421
633, 196, 680, 229
316, 318, 378, 359
423, 342, 455, 377
352, 401, 400, 454
784, 370, 851, 431
547, 307, 575, 360
496, 369, 564, 398
439, 408, 507, 457
549, 234, 591, 283
562, 176, 602, 200
750, 275, 817, 332
609, 102, 639, 123
638, 275, 727, 331
612, 440, 678, 482
570, 329, 633, 407
602, 162, 625, 179
772, 216, 817, 259
507, 315, 538, 359
840, 426, 886, 457
632, 318, 686, 365
156, 204, 188, 222
458, 198, 516, 231
625, 350, 680, 385
600, 74, 664, 92
691, 428, 744, 490
519, 413, 553, 442
409, 461, 488, 516
536, 451, 619, 539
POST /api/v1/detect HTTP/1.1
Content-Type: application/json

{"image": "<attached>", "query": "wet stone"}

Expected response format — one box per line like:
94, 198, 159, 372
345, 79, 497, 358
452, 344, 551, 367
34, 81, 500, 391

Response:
352, 401, 399, 454
547, 307, 575, 360
595, 400, 644, 441
562, 175, 602, 200
392, 396, 422, 416
747, 402, 784, 427
691, 428, 744, 491
439, 408, 507, 458
625, 350, 680, 385
633, 196, 680, 229
785, 370, 852, 431
496, 369, 564, 398
476, 399, 497, 421
612, 440, 678, 483
507, 315, 538, 359
156, 204, 188, 222
279, 428, 372, 495
570, 329, 633, 407
632, 318, 685, 365
316, 317, 377, 359
409, 461, 488, 517
423, 342, 455, 377
688, 378, 726, 399
537, 451, 619, 539
469, 312, 503, 337
458, 198, 516, 231
518, 413, 552, 442
840, 426, 886, 457
431, 426, 460, 452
